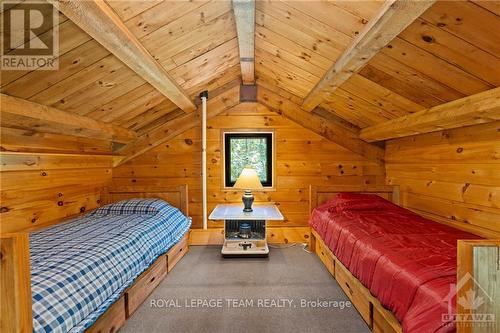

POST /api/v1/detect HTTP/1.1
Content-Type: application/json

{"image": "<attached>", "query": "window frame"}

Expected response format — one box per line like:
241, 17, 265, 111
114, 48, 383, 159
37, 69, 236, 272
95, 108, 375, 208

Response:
222, 129, 275, 189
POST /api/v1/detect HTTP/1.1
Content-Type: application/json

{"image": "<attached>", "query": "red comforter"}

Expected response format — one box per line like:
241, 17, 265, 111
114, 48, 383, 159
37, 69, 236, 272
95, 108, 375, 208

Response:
309, 193, 480, 333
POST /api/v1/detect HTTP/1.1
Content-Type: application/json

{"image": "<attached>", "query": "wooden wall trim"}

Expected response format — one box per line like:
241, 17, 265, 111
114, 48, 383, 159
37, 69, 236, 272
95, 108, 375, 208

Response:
360, 87, 500, 142
0, 94, 136, 144
0, 233, 32, 333
188, 227, 311, 246
47, 0, 195, 112
0, 152, 116, 171
456, 240, 500, 333
301, 0, 436, 111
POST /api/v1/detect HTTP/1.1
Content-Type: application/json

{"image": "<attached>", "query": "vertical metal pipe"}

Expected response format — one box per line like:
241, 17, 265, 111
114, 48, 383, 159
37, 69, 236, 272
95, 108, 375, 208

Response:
200, 91, 209, 229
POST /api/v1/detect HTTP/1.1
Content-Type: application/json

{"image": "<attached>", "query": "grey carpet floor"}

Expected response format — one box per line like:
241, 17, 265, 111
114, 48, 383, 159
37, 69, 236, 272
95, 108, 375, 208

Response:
121, 245, 371, 333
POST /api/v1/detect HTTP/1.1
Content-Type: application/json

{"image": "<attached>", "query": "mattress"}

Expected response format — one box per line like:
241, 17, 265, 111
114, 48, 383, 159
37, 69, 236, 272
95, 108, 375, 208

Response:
309, 193, 480, 333
29, 198, 191, 333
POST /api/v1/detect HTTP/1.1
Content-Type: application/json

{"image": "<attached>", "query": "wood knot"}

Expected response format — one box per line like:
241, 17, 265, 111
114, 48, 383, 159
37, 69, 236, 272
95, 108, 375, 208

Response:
41, 171, 47, 176
80, 207, 86, 213
456, 147, 463, 153
184, 139, 193, 145
0, 207, 11, 213
422, 35, 434, 43
57, 201, 63, 206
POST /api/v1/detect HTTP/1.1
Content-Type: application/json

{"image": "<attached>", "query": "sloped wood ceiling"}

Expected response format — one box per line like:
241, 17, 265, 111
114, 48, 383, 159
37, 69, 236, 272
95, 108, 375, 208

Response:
1, 0, 499, 161
255, 0, 499, 129
1, 0, 240, 134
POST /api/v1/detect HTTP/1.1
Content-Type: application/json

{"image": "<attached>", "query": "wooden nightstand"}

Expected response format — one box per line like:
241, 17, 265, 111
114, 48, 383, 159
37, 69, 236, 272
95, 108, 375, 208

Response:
209, 203, 284, 257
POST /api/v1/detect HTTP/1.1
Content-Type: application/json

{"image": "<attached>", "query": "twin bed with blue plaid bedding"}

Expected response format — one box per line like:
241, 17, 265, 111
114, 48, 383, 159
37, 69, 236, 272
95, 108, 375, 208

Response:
29, 198, 191, 333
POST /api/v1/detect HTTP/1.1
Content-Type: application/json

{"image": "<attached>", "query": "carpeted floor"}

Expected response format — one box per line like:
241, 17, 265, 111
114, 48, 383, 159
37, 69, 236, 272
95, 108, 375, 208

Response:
121, 245, 371, 333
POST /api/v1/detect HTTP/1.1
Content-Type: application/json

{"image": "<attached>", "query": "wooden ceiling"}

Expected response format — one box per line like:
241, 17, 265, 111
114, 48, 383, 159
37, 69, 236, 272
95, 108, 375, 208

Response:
255, 0, 499, 128
1, 0, 499, 162
1, 0, 240, 132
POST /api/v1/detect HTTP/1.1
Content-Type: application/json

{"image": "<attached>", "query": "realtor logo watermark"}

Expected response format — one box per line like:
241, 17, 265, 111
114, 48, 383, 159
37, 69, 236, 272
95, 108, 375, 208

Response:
442, 272, 496, 329
1, 0, 59, 70
150, 298, 352, 310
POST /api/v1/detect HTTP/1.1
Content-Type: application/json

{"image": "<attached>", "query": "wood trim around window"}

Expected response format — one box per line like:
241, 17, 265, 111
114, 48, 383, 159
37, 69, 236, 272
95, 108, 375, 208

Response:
220, 129, 276, 191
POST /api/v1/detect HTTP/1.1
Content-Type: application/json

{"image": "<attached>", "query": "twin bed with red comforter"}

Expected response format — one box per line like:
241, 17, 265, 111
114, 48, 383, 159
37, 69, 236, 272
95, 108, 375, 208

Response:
309, 193, 480, 333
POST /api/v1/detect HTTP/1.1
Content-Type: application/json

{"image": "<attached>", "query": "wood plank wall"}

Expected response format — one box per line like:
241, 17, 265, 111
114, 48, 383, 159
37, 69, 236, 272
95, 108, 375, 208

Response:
385, 121, 500, 238
0, 130, 113, 233
113, 103, 386, 228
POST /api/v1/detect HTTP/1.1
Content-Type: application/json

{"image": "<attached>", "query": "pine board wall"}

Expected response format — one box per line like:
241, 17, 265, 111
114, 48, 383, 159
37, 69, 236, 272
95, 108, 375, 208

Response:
385, 121, 500, 238
0, 129, 114, 233
113, 103, 386, 229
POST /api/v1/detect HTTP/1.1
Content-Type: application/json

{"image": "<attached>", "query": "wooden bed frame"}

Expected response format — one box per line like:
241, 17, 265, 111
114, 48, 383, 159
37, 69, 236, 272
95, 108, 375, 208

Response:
0, 185, 190, 333
309, 185, 402, 333
309, 185, 500, 333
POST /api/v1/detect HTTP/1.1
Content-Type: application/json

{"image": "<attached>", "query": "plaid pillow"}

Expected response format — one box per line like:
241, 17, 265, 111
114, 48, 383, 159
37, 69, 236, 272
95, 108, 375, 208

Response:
92, 198, 174, 216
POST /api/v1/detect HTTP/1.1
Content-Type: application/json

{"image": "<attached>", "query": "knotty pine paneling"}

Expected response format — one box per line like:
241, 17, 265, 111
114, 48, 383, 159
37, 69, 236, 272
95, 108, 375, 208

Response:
113, 103, 386, 228
386, 121, 500, 238
0, 132, 114, 233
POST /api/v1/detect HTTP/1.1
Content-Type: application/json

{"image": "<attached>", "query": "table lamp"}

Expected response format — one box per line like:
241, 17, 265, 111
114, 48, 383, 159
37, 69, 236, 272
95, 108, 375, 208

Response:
234, 166, 263, 212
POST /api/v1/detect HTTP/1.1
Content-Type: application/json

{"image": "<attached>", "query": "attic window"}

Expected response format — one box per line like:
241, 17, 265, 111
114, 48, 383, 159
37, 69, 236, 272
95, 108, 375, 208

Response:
223, 131, 274, 188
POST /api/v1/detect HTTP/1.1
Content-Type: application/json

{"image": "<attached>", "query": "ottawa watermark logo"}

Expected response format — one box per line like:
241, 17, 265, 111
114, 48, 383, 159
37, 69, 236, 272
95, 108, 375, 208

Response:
442, 272, 496, 329
1, 0, 59, 70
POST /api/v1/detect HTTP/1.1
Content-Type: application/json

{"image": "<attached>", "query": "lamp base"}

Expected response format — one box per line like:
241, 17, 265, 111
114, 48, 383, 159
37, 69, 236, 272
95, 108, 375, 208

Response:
242, 190, 254, 212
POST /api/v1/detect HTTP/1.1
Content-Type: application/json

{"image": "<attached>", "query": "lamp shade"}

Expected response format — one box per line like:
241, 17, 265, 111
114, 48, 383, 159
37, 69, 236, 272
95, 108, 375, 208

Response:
233, 167, 263, 190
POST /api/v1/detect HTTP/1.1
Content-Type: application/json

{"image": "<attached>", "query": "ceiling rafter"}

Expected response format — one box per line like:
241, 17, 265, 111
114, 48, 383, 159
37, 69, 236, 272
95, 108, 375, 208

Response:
47, 0, 196, 112
256, 86, 385, 165
360, 87, 500, 142
232, 0, 256, 85
0, 94, 136, 144
302, 0, 436, 111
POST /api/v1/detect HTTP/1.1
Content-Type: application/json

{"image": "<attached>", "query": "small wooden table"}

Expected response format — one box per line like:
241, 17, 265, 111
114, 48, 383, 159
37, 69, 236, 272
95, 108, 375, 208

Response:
209, 203, 284, 257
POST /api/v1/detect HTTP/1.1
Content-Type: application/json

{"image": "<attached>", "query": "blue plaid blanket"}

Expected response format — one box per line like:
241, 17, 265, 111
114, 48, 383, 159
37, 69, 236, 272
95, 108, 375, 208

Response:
29, 198, 191, 333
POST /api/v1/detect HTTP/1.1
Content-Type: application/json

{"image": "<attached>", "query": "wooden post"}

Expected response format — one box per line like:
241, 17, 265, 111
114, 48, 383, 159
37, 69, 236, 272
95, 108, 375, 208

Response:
457, 240, 500, 333
0, 233, 32, 333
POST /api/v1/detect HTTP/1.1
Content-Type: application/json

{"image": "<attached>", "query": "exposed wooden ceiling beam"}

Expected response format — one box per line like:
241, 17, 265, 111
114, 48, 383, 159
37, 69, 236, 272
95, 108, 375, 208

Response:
302, 0, 436, 111
233, 0, 255, 85
360, 87, 500, 142
117, 84, 241, 165
47, 0, 196, 112
257, 87, 385, 165
0, 94, 137, 143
